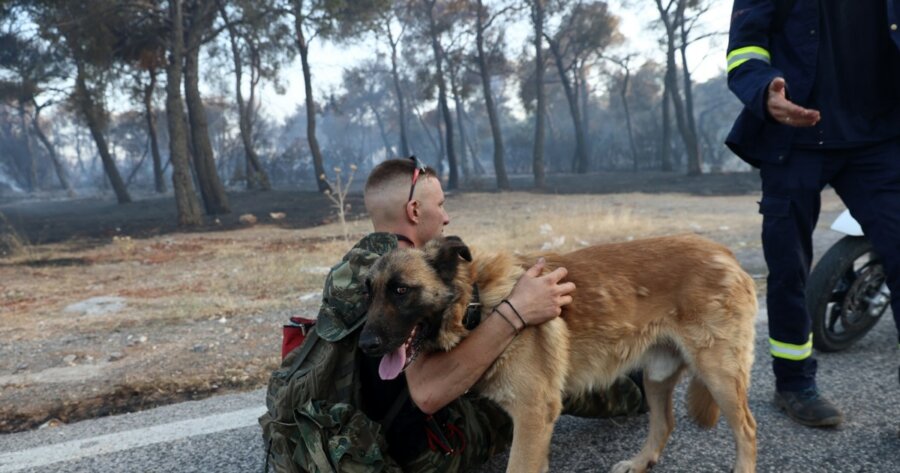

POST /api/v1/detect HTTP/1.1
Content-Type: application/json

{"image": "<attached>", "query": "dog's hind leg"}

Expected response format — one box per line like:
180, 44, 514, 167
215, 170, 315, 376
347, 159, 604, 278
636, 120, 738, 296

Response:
610, 358, 685, 473
693, 352, 757, 473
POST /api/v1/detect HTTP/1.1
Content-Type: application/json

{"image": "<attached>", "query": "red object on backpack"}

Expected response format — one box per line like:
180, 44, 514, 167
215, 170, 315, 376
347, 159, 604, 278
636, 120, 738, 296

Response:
282, 316, 316, 359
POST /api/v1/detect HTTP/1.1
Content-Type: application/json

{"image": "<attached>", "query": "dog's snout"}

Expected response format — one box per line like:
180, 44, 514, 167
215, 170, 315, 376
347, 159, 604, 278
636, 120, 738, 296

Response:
358, 331, 384, 355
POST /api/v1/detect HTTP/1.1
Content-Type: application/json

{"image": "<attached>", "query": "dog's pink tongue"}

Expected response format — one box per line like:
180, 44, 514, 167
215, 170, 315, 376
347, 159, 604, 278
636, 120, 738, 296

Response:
378, 343, 407, 380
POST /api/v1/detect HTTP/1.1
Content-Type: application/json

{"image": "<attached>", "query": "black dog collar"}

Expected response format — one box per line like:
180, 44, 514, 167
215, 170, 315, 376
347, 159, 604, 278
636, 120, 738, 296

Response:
462, 284, 483, 330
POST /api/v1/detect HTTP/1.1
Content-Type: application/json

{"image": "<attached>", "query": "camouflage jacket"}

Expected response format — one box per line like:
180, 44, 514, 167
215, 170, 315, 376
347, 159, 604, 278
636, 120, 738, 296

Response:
317, 233, 399, 342
260, 233, 401, 473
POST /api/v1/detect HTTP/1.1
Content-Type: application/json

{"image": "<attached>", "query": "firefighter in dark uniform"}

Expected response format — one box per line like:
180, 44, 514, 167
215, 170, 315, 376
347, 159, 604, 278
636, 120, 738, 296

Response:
726, 0, 900, 427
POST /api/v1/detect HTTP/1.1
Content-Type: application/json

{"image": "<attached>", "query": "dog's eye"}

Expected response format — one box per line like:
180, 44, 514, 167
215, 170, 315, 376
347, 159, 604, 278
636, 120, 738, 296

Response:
394, 286, 408, 295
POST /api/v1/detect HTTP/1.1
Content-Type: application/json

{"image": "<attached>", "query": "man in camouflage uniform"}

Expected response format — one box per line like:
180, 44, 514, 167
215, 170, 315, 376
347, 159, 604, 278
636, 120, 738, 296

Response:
314, 158, 644, 472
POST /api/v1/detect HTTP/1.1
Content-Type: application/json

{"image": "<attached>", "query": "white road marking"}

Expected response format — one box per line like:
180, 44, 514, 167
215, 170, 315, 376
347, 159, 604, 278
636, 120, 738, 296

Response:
0, 363, 113, 387
0, 407, 266, 472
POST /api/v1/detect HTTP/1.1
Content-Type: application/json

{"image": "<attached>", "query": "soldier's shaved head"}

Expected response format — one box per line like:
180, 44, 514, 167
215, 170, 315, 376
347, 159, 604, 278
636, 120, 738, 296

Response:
364, 158, 437, 227
364, 158, 448, 248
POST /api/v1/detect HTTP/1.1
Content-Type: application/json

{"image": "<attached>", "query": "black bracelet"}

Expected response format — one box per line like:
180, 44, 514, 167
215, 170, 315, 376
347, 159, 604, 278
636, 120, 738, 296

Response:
501, 299, 527, 329
491, 308, 521, 335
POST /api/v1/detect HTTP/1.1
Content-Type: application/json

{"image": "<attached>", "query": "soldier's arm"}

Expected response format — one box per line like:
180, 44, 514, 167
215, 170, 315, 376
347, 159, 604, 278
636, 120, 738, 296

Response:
405, 259, 575, 415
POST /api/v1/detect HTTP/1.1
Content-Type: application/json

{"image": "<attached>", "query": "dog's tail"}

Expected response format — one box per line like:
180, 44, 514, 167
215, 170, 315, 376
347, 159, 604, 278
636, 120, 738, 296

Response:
686, 376, 719, 429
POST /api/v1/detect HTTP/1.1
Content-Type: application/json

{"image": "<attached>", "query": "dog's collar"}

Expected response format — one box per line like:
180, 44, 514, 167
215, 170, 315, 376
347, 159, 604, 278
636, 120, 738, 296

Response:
462, 284, 482, 330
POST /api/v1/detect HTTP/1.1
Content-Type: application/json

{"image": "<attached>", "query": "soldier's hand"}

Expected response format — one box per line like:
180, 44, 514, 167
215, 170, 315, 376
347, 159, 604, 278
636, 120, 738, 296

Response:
504, 258, 575, 327
767, 77, 821, 127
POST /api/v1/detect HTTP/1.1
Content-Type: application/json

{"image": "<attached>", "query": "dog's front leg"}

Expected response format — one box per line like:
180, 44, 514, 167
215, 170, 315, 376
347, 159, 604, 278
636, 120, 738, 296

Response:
502, 394, 561, 473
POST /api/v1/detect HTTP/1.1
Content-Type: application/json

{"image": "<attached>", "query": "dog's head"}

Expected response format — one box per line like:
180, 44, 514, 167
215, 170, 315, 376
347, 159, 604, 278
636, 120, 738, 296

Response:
359, 236, 472, 380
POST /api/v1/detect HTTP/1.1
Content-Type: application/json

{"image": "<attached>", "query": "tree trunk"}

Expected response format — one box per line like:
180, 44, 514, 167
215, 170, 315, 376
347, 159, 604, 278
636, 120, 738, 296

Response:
245, 58, 271, 189
184, 9, 230, 215
293, 6, 331, 193
436, 109, 445, 178
371, 104, 393, 160
461, 108, 487, 175
450, 76, 470, 182
656, 0, 701, 175
124, 142, 150, 187
697, 108, 721, 171
425, 0, 458, 190
17, 103, 37, 192
475, 1, 509, 189
545, 103, 558, 168
412, 102, 440, 156
531, 0, 546, 187
580, 64, 592, 167
679, 9, 702, 175
165, 0, 203, 225
547, 37, 588, 174
619, 70, 638, 172
31, 111, 75, 196
386, 22, 410, 157
0, 120, 24, 187
143, 70, 166, 193
665, 58, 700, 175
660, 81, 673, 171
74, 124, 87, 177
74, 64, 131, 203
220, 2, 271, 190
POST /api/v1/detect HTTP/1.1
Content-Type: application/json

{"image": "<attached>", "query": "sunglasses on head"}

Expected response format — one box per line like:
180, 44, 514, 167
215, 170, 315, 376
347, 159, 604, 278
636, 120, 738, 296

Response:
407, 155, 427, 202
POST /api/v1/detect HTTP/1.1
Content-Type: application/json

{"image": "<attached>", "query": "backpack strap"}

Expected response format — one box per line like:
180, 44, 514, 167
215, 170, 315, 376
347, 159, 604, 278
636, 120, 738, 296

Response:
285, 327, 321, 379
379, 385, 410, 432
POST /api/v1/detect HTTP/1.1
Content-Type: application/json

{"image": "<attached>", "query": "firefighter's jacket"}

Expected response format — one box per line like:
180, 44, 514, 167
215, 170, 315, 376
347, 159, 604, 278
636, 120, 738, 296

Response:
725, 0, 900, 167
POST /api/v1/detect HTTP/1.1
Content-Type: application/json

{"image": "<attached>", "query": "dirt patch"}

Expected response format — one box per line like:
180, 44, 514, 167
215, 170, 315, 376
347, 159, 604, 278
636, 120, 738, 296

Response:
0, 189, 366, 252
0, 172, 846, 433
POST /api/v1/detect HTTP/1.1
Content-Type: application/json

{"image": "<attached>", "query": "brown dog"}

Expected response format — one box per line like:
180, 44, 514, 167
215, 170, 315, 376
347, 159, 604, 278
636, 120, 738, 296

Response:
360, 234, 758, 473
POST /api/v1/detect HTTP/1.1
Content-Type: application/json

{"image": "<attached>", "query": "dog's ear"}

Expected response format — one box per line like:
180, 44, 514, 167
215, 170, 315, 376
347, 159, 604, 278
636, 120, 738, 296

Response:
428, 236, 471, 283
441, 236, 472, 262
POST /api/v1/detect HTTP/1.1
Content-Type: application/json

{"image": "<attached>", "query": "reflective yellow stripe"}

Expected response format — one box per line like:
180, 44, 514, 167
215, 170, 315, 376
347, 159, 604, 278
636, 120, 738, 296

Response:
769, 334, 813, 361
726, 46, 771, 72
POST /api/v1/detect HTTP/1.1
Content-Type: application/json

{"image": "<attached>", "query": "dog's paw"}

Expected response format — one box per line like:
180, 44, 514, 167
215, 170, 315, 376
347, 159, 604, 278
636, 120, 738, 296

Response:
610, 459, 655, 473
609, 460, 635, 473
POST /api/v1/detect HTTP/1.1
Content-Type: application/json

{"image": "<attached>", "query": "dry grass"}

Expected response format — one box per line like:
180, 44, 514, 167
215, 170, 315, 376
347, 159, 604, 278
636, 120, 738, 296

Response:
0, 211, 32, 258
0, 190, 822, 339
447, 192, 765, 254
0, 189, 844, 432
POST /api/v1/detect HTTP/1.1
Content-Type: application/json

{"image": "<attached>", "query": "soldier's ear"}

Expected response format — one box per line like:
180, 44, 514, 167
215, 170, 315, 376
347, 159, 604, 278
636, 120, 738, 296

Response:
427, 236, 471, 284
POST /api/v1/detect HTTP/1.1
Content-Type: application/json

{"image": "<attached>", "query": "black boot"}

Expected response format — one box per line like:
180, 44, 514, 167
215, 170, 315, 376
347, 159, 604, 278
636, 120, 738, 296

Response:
774, 387, 843, 427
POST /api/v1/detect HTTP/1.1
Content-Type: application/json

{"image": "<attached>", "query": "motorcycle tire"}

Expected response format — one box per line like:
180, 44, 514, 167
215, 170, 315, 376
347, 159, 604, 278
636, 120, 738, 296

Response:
807, 235, 889, 352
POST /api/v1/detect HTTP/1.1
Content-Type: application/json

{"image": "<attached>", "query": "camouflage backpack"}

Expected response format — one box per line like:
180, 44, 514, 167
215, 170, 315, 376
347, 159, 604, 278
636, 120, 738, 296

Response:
259, 233, 404, 473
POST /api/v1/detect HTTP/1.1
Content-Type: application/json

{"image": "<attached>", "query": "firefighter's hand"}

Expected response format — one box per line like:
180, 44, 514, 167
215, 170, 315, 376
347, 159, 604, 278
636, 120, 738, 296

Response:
767, 77, 820, 127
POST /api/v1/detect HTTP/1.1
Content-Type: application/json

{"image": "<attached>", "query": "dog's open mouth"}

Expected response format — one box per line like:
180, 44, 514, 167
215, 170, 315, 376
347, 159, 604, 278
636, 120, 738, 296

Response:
378, 323, 427, 380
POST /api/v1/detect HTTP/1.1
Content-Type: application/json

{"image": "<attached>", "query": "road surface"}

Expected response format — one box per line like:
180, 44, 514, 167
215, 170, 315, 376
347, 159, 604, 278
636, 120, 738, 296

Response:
2, 219, 899, 472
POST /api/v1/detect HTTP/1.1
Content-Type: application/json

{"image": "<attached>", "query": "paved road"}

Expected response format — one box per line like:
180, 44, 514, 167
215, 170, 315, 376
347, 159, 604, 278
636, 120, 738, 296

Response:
2, 304, 897, 473
2, 220, 898, 472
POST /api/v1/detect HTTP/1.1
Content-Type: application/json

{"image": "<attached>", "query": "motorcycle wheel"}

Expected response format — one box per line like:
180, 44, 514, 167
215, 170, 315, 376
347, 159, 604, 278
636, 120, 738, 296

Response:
807, 236, 890, 352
